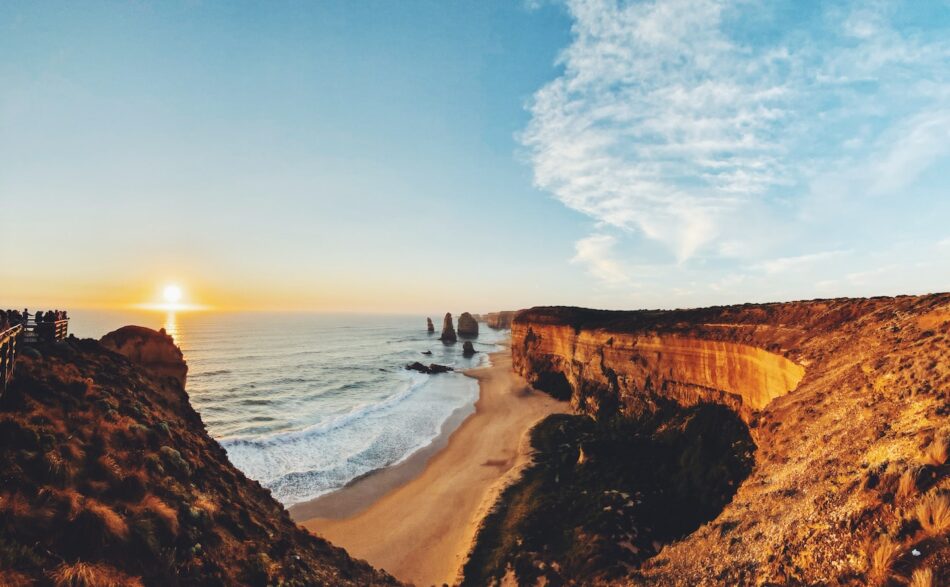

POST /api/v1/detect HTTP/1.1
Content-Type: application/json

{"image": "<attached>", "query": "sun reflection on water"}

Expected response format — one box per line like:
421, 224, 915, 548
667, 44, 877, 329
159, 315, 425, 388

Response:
163, 311, 183, 349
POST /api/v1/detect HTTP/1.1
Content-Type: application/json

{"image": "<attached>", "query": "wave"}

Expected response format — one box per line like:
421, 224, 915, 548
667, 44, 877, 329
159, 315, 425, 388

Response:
220, 371, 431, 448
189, 368, 233, 378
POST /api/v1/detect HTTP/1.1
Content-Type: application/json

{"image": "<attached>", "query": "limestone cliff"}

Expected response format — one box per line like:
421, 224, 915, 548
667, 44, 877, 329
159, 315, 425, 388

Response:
101, 326, 188, 389
481, 311, 516, 330
457, 312, 479, 337
0, 330, 401, 586
512, 295, 950, 585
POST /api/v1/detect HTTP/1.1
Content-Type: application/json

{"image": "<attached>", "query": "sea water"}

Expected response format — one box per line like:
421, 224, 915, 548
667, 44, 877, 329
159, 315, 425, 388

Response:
69, 310, 508, 505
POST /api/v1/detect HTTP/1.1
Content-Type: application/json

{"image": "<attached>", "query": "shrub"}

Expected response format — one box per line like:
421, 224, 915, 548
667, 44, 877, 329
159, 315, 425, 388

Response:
48, 561, 143, 587
921, 439, 947, 467
897, 468, 917, 499
915, 492, 950, 535
863, 535, 900, 586
910, 567, 933, 587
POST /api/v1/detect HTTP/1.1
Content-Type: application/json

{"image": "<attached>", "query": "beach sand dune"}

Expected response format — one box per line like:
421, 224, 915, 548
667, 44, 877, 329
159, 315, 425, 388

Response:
300, 350, 568, 586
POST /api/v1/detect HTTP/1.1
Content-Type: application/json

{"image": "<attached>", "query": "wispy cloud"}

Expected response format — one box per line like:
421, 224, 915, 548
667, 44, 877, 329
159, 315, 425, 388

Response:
523, 0, 950, 286
571, 233, 632, 285
753, 250, 849, 275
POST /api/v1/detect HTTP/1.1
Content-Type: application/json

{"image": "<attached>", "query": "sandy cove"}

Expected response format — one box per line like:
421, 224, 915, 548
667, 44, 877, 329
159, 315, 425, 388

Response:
297, 349, 568, 586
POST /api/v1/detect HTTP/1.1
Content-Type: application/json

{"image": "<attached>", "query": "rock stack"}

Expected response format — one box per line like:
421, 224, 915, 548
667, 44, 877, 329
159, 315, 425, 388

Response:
457, 312, 479, 337
439, 313, 457, 343
462, 341, 476, 357
427, 317, 435, 332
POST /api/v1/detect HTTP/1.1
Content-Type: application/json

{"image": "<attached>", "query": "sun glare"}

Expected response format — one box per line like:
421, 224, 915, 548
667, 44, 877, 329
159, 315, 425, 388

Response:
163, 285, 183, 304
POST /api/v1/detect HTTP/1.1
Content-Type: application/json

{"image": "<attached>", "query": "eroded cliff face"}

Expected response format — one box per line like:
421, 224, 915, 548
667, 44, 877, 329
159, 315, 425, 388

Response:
480, 311, 517, 330
101, 325, 188, 388
515, 325, 804, 422
512, 295, 950, 585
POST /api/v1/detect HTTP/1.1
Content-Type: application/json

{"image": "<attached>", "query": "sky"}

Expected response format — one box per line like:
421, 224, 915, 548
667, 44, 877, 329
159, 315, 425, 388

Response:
1, 0, 948, 314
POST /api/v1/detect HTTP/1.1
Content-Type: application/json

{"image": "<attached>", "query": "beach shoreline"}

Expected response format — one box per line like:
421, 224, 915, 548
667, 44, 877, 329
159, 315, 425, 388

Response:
298, 348, 569, 586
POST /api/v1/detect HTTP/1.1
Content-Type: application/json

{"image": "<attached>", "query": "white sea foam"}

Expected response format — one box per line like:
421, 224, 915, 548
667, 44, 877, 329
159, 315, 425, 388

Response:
69, 310, 509, 505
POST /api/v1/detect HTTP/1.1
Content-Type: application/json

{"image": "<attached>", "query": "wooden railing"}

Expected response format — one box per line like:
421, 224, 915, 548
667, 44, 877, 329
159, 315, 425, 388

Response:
0, 313, 70, 396
1, 324, 22, 396
24, 318, 69, 344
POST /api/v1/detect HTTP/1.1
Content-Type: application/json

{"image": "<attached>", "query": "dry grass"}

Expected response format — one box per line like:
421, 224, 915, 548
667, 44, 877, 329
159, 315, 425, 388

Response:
136, 494, 179, 536
96, 455, 123, 481
909, 567, 933, 587
192, 491, 218, 515
49, 561, 143, 587
0, 569, 34, 587
915, 492, 950, 535
863, 535, 901, 586
897, 467, 918, 499
84, 499, 129, 540
921, 439, 948, 467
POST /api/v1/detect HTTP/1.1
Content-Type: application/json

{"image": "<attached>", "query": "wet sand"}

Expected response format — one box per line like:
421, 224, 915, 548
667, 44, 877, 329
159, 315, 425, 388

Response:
298, 349, 568, 586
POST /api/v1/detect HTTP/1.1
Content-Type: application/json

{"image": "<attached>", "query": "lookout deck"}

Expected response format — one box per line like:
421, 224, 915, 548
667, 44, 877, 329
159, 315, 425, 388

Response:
0, 312, 69, 396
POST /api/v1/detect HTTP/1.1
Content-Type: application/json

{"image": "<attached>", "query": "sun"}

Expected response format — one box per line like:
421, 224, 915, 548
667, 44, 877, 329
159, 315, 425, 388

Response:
163, 285, 183, 305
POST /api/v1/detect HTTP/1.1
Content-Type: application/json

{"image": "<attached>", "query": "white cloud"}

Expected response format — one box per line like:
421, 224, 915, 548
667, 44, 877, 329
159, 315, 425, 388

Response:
571, 233, 632, 285
753, 250, 849, 275
523, 0, 950, 270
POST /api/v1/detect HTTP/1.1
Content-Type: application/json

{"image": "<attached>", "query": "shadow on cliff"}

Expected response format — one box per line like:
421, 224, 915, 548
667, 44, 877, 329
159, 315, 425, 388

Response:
462, 401, 755, 586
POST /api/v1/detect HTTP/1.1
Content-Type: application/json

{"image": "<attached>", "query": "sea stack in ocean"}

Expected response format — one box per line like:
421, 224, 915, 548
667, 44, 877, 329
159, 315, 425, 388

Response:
440, 312, 457, 343
427, 317, 435, 332
457, 312, 478, 337
462, 341, 476, 357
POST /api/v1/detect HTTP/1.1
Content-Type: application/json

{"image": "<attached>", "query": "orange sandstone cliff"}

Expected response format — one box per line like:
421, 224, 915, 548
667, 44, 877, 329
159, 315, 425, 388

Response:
511, 295, 950, 585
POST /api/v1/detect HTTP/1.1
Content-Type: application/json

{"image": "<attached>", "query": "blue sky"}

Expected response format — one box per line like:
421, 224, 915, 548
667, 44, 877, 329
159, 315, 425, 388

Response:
1, 1, 948, 312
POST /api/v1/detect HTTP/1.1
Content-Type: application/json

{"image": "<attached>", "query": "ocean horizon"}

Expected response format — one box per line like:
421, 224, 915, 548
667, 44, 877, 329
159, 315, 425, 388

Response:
69, 309, 508, 505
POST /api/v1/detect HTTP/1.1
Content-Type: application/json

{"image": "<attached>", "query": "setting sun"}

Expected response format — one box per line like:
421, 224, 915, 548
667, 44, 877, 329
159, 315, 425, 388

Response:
163, 285, 183, 304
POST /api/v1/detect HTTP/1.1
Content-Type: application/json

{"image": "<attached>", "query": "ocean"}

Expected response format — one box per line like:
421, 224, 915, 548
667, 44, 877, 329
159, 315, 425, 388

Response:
68, 310, 508, 505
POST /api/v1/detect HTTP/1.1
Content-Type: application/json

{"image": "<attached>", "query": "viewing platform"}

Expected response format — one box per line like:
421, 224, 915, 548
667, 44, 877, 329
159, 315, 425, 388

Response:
0, 310, 69, 396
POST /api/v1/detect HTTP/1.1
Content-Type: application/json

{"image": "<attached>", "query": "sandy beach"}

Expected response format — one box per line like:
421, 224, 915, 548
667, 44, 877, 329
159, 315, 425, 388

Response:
298, 349, 569, 586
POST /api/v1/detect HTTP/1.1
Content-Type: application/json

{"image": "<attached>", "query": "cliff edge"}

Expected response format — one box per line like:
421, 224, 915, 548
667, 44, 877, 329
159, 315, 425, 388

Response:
511, 294, 950, 585
0, 330, 400, 586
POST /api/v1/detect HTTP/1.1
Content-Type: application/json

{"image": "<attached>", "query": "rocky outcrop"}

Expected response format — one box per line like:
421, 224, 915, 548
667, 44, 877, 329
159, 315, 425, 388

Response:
457, 312, 478, 337
405, 362, 453, 374
511, 295, 950, 585
426, 317, 435, 333
100, 325, 188, 388
462, 341, 476, 357
481, 311, 517, 330
0, 330, 401, 586
439, 313, 457, 343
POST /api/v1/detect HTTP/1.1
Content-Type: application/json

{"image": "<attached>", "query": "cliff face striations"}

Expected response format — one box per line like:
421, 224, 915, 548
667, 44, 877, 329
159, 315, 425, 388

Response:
0, 330, 400, 586
511, 295, 950, 585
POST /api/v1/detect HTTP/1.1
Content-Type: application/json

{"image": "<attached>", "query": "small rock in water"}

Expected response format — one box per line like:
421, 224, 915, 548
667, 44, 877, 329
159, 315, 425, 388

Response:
421, 350, 433, 355
405, 362, 453, 374
462, 341, 476, 357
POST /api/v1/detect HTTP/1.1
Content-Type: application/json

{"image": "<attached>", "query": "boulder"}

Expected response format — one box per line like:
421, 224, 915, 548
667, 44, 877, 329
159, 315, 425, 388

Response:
457, 312, 479, 337
462, 341, 476, 357
427, 317, 435, 333
405, 362, 454, 374
440, 313, 457, 343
